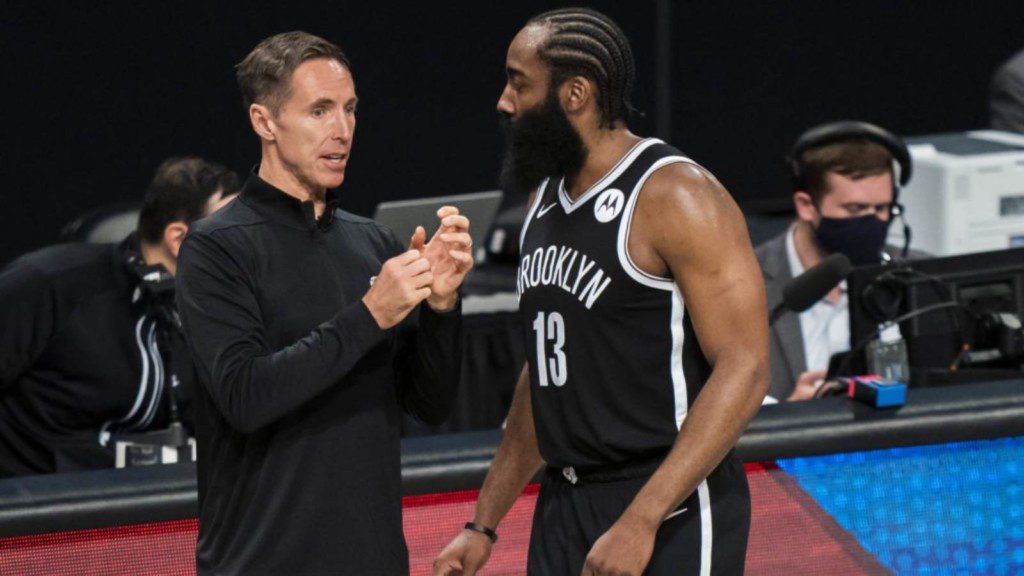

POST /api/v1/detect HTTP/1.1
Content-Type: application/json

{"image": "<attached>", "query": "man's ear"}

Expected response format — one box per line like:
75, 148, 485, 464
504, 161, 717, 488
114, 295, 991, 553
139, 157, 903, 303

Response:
793, 191, 819, 224
164, 222, 190, 259
563, 75, 592, 116
250, 103, 277, 141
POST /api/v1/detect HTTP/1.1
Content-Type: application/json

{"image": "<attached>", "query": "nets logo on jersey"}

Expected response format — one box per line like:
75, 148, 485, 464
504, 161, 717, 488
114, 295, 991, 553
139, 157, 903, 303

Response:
593, 188, 625, 223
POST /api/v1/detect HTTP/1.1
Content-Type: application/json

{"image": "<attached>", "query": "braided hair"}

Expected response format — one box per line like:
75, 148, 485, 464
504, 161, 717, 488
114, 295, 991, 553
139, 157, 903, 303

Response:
528, 7, 638, 128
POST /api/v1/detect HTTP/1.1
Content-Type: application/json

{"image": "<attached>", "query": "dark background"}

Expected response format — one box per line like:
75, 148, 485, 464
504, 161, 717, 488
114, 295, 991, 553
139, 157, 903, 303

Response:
2, 1, 1022, 265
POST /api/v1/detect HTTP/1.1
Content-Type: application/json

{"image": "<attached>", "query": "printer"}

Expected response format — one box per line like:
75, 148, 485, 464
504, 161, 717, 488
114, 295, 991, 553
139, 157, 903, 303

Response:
895, 130, 1024, 256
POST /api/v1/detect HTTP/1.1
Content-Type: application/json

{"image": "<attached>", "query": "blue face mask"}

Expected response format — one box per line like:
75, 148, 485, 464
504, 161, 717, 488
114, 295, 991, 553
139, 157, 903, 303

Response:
814, 213, 891, 266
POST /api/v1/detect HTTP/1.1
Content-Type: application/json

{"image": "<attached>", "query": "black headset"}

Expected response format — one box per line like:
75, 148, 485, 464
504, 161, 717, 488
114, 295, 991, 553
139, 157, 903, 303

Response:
789, 120, 912, 190
787, 120, 914, 259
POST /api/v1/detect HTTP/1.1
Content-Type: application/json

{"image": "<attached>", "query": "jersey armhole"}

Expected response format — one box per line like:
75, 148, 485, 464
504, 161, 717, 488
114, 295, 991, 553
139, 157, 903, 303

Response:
616, 157, 695, 292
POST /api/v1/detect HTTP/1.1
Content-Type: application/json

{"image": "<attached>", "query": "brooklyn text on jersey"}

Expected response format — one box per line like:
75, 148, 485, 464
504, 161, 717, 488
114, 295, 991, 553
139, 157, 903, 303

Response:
517, 245, 612, 309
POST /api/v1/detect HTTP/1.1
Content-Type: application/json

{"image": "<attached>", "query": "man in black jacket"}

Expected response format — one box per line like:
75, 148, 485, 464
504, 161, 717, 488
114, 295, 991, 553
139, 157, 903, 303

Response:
175, 31, 472, 575
0, 157, 239, 477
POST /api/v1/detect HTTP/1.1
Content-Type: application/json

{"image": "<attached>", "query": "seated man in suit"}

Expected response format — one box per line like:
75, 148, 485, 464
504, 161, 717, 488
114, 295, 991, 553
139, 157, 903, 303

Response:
756, 122, 926, 402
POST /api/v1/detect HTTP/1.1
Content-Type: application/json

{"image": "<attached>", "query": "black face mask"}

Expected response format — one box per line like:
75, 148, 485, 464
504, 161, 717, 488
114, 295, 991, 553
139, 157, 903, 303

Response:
814, 214, 891, 266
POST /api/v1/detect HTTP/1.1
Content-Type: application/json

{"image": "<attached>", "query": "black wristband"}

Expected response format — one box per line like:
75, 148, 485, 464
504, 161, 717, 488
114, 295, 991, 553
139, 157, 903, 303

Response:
464, 521, 498, 543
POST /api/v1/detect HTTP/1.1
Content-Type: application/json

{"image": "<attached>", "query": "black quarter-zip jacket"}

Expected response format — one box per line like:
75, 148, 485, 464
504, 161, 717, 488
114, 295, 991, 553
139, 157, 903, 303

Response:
175, 173, 462, 576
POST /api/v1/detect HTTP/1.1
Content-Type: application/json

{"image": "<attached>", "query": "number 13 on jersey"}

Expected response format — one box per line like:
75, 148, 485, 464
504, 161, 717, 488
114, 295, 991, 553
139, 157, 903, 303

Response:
532, 311, 568, 387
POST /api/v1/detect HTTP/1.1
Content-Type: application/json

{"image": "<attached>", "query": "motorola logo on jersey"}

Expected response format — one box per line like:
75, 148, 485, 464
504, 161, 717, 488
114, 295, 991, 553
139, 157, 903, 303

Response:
593, 188, 625, 223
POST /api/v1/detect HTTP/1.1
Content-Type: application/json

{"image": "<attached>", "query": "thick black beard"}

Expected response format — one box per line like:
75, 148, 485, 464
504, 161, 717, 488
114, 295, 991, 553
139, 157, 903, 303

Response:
498, 89, 588, 197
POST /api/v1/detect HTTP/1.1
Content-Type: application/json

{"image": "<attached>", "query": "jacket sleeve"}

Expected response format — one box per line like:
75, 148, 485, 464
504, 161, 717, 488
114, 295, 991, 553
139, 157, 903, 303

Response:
175, 233, 387, 433
0, 258, 59, 387
392, 302, 463, 425
386, 232, 463, 425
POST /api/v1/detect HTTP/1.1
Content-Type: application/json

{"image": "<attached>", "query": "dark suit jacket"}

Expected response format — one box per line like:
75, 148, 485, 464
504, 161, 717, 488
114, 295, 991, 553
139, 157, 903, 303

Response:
754, 228, 927, 401
755, 232, 805, 401
991, 48, 1024, 133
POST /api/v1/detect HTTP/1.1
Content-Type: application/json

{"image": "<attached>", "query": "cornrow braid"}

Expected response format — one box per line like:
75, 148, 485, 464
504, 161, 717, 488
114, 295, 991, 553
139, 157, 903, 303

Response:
528, 7, 637, 128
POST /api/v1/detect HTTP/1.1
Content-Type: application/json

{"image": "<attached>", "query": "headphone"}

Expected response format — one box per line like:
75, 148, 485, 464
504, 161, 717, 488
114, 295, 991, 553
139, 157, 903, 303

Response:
787, 120, 914, 258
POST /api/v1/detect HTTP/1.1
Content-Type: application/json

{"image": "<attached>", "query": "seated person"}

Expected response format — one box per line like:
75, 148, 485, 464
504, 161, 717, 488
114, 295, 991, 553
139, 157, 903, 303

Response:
756, 121, 926, 402
0, 157, 239, 477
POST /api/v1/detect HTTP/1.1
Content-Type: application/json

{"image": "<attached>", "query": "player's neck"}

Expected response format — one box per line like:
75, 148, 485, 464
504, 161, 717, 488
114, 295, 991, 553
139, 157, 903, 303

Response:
564, 128, 642, 201
258, 151, 328, 218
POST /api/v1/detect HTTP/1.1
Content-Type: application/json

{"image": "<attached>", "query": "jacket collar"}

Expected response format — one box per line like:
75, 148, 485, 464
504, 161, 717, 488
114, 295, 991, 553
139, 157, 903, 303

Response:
238, 168, 342, 232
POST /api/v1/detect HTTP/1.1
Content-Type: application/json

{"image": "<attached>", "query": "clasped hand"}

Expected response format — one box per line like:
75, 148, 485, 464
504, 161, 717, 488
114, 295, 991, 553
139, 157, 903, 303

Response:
363, 206, 473, 329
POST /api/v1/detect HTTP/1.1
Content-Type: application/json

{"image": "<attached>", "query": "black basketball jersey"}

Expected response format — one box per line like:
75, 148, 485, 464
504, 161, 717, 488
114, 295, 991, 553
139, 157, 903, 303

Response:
518, 138, 712, 469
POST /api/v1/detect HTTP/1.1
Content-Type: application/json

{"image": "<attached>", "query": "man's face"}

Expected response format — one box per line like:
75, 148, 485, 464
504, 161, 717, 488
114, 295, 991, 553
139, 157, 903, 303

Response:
269, 58, 357, 192
497, 25, 552, 121
497, 25, 587, 196
797, 171, 895, 226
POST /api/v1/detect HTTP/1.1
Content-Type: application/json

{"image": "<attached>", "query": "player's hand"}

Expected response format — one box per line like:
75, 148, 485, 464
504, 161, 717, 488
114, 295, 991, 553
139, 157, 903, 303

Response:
410, 206, 473, 312
362, 249, 433, 329
582, 515, 656, 576
432, 529, 493, 576
787, 369, 828, 401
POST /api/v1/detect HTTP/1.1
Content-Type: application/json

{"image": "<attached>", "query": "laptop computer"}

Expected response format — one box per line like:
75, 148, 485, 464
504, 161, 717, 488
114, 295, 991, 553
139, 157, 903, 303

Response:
373, 190, 503, 260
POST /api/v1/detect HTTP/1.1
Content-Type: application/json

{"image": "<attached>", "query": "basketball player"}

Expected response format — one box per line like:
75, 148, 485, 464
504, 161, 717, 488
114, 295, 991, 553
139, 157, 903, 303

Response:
433, 8, 768, 576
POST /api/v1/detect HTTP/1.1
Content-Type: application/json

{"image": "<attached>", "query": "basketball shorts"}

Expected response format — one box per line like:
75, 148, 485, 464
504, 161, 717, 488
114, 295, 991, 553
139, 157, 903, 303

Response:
526, 454, 750, 575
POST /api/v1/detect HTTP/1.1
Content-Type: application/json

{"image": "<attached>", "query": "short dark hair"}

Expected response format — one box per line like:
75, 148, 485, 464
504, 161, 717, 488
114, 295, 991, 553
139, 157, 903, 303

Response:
798, 140, 894, 203
235, 31, 350, 113
528, 8, 638, 128
137, 157, 240, 244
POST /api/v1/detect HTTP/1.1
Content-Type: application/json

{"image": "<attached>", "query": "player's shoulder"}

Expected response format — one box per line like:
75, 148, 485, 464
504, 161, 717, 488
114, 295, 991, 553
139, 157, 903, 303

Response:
633, 149, 744, 246
639, 155, 729, 214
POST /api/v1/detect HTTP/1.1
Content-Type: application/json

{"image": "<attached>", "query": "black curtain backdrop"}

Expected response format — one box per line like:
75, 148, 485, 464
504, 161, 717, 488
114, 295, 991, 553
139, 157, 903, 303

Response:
2, 1, 1022, 265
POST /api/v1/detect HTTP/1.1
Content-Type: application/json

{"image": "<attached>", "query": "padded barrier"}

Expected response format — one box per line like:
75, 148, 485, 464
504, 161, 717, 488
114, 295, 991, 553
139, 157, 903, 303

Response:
1, 378, 1021, 537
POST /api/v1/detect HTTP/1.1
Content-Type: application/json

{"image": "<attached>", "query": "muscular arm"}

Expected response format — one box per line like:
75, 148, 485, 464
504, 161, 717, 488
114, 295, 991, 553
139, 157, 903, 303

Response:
618, 162, 769, 532
472, 365, 544, 527
433, 365, 543, 574
464, 191, 545, 526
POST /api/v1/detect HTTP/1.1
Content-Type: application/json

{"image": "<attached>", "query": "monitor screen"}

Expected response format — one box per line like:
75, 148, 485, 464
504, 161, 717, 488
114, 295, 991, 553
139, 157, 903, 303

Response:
847, 247, 1024, 384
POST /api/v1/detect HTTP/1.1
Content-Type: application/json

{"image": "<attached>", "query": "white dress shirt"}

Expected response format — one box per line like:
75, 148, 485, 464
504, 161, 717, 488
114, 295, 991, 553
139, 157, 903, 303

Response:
785, 225, 851, 373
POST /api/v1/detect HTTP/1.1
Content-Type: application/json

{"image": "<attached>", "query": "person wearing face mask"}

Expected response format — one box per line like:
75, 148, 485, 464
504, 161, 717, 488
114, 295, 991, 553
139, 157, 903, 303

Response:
755, 121, 928, 402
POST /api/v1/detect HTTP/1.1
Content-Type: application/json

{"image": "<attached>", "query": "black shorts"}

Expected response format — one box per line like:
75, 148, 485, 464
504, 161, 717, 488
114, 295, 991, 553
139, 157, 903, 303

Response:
526, 454, 750, 576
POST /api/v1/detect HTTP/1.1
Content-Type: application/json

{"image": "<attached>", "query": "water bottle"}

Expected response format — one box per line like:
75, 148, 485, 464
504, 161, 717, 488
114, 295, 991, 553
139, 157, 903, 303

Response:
867, 323, 910, 382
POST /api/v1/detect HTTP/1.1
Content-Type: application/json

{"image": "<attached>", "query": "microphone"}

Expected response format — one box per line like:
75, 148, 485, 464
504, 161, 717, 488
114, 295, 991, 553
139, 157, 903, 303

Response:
769, 253, 852, 326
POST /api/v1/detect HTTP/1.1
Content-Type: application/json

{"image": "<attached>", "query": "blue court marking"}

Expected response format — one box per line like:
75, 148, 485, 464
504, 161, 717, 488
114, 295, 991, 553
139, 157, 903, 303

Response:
777, 437, 1024, 575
